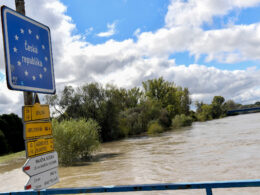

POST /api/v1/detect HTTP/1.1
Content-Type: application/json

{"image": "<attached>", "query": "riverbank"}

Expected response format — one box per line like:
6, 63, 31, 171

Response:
0, 151, 25, 164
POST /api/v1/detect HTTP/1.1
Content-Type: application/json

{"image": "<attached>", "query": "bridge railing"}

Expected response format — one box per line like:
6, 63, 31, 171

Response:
227, 107, 260, 115
1, 179, 260, 195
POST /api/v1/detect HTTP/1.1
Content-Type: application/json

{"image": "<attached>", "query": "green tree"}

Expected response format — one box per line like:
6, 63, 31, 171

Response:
255, 101, 260, 106
147, 120, 164, 135
52, 119, 100, 166
125, 87, 142, 108
223, 100, 241, 111
0, 130, 8, 155
142, 77, 190, 119
197, 104, 213, 121
180, 88, 191, 115
118, 99, 163, 136
0, 114, 24, 153
142, 77, 170, 102
211, 96, 225, 119
44, 94, 63, 116
195, 101, 204, 113
172, 114, 193, 128
46, 78, 193, 140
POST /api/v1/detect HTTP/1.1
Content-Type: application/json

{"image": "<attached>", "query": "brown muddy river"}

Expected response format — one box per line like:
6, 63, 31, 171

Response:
1, 113, 260, 194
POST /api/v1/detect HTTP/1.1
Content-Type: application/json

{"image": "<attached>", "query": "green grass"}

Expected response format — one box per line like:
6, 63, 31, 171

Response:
0, 151, 25, 164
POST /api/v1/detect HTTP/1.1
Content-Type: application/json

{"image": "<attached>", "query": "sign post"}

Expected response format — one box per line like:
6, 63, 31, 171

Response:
1, 0, 59, 190
15, 0, 33, 106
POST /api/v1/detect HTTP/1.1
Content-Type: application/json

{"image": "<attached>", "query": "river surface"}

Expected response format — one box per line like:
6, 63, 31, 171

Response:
1, 113, 260, 194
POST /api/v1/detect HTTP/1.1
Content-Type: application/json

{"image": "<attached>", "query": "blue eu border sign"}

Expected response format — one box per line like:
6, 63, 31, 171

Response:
1, 6, 55, 94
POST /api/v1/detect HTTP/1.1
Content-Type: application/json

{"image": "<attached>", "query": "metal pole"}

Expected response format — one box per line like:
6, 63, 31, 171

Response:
15, 0, 33, 105
206, 188, 213, 195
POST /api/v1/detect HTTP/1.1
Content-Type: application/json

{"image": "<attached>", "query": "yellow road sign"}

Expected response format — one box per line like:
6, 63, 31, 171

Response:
23, 103, 50, 122
26, 138, 54, 158
24, 121, 52, 140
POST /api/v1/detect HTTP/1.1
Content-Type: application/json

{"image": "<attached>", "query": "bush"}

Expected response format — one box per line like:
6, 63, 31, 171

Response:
172, 114, 193, 128
118, 108, 145, 137
0, 114, 24, 153
147, 120, 164, 135
158, 109, 171, 127
52, 118, 100, 166
196, 104, 213, 121
0, 130, 8, 155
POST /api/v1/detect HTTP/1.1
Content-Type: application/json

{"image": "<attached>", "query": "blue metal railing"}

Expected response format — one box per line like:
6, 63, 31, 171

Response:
227, 107, 260, 115
1, 179, 260, 195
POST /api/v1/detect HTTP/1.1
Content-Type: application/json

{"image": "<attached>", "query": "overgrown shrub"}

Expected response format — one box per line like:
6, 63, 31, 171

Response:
118, 107, 145, 136
147, 120, 164, 135
52, 118, 100, 166
158, 109, 171, 127
172, 114, 193, 128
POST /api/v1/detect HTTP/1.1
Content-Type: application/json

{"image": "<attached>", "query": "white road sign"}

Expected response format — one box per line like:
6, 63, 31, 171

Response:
25, 167, 59, 190
23, 151, 58, 176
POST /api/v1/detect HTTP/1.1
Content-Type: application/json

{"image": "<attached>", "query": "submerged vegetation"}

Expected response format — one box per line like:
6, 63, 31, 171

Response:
46, 77, 193, 142
1, 77, 259, 164
44, 77, 245, 164
172, 114, 193, 128
52, 119, 100, 165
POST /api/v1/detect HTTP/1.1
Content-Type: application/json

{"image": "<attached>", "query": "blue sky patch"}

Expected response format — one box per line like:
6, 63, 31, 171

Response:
169, 52, 195, 66
202, 5, 260, 31
0, 72, 4, 81
61, 0, 169, 44
169, 52, 260, 71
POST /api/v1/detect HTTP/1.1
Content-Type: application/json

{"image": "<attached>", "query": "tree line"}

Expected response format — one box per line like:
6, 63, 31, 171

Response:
0, 114, 24, 155
45, 77, 192, 142
1, 77, 259, 158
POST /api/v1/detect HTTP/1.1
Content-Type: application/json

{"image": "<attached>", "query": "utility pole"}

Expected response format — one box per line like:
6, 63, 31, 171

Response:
15, 0, 33, 105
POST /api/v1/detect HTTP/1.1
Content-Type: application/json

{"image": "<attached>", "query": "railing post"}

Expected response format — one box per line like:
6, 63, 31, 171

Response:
206, 188, 213, 195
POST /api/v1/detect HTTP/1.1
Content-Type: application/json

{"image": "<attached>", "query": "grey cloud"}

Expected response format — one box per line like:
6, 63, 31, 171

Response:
0, 94, 12, 105
1, 0, 260, 117
161, 64, 260, 104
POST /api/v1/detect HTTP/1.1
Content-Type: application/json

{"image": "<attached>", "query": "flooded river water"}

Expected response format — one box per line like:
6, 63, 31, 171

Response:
1, 113, 260, 194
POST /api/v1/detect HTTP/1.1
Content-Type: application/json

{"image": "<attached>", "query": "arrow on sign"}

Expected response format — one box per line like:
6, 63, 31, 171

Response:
23, 151, 58, 176
25, 167, 59, 190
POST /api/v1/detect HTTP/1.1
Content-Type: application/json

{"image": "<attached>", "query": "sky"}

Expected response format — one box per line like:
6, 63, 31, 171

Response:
0, 0, 260, 116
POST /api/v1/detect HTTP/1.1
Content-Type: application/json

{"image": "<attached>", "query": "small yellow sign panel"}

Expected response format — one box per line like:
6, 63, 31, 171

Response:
23, 103, 50, 122
24, 122, 52, 140
26, 138, 54, 158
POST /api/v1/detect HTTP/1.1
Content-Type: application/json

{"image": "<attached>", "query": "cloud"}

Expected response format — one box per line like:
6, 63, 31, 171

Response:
165, 0, 260, 28
190, 23, 260, 63
93, 58, 260, 104
96, 22, 117, 37
0, 0, 260, 116
0, 75, 23, 115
